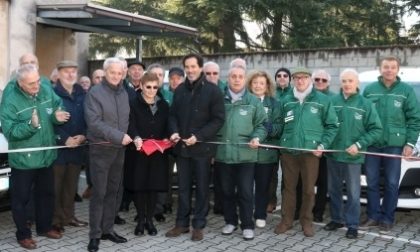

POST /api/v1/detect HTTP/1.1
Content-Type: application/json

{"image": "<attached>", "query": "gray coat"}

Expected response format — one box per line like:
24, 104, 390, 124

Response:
84, 80, 130, 147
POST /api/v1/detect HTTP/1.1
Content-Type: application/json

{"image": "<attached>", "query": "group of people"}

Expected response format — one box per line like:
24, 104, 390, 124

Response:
1, 52, 419, 252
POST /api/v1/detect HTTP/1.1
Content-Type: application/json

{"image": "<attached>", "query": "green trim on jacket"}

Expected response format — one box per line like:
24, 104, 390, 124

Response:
327, 91, 383, 164
215, 90, 267, 164
363, 76, 420, 148
0, 78, 63, 169
280, 87, 339, 154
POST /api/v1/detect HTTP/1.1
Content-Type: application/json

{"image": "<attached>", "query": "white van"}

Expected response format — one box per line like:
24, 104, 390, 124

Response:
358, 68, 420, 209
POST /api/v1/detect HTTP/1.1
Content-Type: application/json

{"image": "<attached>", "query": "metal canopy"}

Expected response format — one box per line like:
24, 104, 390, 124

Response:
36, 0, 198, 38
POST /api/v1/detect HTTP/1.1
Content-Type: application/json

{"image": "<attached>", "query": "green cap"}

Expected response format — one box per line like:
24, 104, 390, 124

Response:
291, 67, 311, 76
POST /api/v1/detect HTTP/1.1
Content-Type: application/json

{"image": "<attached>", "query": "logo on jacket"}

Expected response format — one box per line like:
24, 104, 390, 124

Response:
354, 112, 362, 120
285, 110, 294, 122
394, 100, 402, 108
46, 107, 53, 115
239, 109, 248, 116
310, 106, 318, 114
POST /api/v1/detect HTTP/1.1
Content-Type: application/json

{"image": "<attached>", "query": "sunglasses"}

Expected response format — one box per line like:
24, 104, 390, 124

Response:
145, 85, 158, 90
276, 74, 289, 78
314, 78, 328, 83
205, 72, 219, 76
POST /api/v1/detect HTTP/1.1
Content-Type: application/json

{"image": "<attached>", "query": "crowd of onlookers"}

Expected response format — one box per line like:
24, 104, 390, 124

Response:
1, 52, 419, 251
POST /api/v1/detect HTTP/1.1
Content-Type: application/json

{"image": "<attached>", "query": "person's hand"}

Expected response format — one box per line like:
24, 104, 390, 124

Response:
73, 135, 86, 145
183, 135, 197, 146
65, 137, 78, 148
170, 133, 181, 143
346, 144, 359, 156
249, 137, 260, 149
402, 145, 414, 159
122, 134, 133, 146
134, 137, 143, 150
31, 109, 40, 128
55, 107, 70, 122
312, 145, 324, 157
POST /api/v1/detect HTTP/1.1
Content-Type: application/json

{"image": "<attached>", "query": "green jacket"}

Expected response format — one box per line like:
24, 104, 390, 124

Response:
275, 84, 292, 102
0, 78, 63, 169
215, 90, 267, 164
280, 87, 339, 154
160, 85, 174, 105
218, 80, 227, 92
257, 96, 282, 163
363, 76, 420, 148
328, 92, 383, 164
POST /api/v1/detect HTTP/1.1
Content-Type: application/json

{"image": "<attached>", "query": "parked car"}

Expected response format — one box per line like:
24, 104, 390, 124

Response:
358, 68, 420, 209
0, 124, 11, 211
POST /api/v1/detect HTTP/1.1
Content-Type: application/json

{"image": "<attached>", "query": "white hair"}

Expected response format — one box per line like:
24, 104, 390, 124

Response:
203, 61, 220, 72
230, 58, 246, 70
228, 65, 246, 76
312, 69, 331, 81
103, 57, 125, 71
16, 64, 38, 82
340, 68, 359, 81
147, 63, 165, 72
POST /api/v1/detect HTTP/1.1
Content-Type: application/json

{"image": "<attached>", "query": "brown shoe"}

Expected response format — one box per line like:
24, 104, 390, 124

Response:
67, 217, 88, 227
303, 225, 315, 237
165, 226, 189, 237
52, 224, 65, 233
18, 238, 37, 250
274, 222, 292, 234
266, 203, 275, 213
191, 229, 203, 241
82, 187, 92, 199
38, 229, 63, 239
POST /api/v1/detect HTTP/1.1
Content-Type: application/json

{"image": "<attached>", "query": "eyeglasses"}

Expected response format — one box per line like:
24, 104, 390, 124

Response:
145, 85, 158, 90
314, 78, 328, 83
276, 74, 289, 78
205, 72, 219, 76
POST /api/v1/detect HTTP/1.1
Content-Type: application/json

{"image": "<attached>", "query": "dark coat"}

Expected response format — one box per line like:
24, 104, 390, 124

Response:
53, 82, 87, 165
124, 93, 170, 192
168, 73, 225, 158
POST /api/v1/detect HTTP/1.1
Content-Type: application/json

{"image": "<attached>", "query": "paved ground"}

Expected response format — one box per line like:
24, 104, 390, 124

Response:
1, 176, 420, 251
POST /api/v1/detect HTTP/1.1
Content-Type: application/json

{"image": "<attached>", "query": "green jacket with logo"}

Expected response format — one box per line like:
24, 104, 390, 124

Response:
363, 76, 420, 148
0, 79, 63, 169
215, 90, 267, 164
256, 96, 282, 164
327, 92, 383, 164
280, 88, 339, 154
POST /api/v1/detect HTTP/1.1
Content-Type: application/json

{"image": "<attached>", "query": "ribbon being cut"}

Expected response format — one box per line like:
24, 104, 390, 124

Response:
139, 139, 173, 155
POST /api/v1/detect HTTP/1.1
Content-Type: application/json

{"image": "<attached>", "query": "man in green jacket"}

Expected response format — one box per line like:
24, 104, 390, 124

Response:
361, 56, 420, 233
274, 67, 338, 237
214, 66, 267, 241
0, 64, 70, 250
323, 69, 382, 239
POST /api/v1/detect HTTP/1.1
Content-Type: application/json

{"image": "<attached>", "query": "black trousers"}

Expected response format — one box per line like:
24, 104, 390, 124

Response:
10, 167, 54, 241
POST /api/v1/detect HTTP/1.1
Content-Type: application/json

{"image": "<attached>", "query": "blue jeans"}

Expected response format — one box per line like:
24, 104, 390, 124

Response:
254, 163, 276, 220
175, 156, 211, 229
10, 167, 54, 241
365, 146, 402, 224
327, 159, 361, 229
218, 162, 255, 230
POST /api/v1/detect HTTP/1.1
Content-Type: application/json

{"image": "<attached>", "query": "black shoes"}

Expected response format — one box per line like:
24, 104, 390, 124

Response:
323, 221, 344, 231
75, 193, 83, 202
346, 228, 358, 239
145, 220, 158, 236
163, 204, 173, 214
154, 213, 165, 222
100, 232, 127, 243
134, 221, 145, 236
87, 238, 100, 252
114, 215, 126, 225
313, 215, 323, 223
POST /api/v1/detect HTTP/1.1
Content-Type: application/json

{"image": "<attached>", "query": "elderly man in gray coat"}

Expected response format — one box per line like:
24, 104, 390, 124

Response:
84, 57, 132, 252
